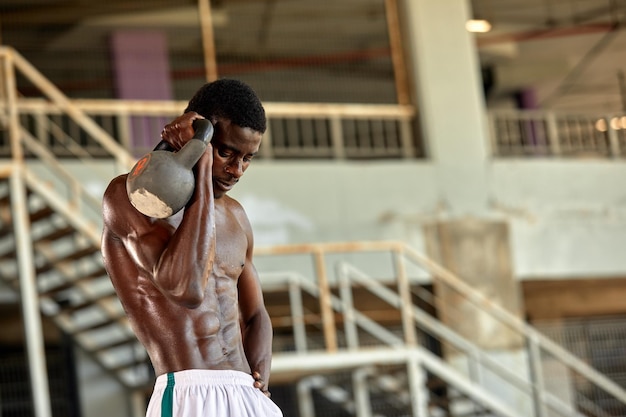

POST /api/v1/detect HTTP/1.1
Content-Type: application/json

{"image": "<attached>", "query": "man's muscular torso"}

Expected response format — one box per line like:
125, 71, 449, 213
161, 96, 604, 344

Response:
106, 174, 251, 377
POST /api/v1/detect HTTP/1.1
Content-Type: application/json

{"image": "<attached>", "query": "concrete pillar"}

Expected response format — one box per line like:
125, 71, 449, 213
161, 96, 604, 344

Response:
424, 219, 532, 416
423, 219, 523, 349
400, 0, 490, 214
391, 0, 534, 395
399, 0, 526, 346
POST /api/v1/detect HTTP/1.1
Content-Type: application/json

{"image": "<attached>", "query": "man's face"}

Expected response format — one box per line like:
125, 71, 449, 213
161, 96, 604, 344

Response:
210, 118, 262, 198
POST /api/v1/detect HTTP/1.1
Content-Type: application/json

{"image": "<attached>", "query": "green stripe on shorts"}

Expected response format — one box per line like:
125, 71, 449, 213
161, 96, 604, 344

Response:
161, 373, 175, 417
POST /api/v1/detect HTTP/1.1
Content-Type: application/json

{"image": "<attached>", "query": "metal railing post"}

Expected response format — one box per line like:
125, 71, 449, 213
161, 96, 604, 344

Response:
394, 245, 417, 346
338, 262, 359, 349
399, 119, 415, 158
296, 378, 316, 417
3, 49, 21, 161
546, 112, 561, 156
352, 367, 373, 417
487, 111, 499, 157
288, 276, 308, 353
314, 248, 338, 352
607, 115, 621, 158
330, 116, 346, 160
10, 167, 53, 417
259, 120, 274, 159
115, 111, 133, 170
528, 333, 547, 417
407, 353, 428, 417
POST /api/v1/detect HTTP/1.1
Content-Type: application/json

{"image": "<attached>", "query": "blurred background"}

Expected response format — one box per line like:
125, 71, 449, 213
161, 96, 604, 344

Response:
1, 0, 626, 417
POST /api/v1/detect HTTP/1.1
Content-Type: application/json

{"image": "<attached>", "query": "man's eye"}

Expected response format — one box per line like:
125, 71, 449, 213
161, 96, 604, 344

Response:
218, 150, 230, 158
244, 156, 254, 163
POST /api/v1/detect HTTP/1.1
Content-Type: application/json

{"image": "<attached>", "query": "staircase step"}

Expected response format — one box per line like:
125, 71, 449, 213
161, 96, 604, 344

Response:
79, 267, 108, 280
69, 312, 126, 335
108, 358, 150, 375
0, 222, 13, 238
61, 293, 118, 314
36, 246, 100, 274
34, 226, 75, 243
29, 206, 56, 223
0, 247, 16, 260
88, 337, 138, 354
0, 193, 10, 207
39, 268, 110, 297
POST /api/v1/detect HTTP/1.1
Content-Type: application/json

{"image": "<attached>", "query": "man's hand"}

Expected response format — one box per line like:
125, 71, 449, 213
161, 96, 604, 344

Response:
160, 111, 205, 151
252, 371, 271, 397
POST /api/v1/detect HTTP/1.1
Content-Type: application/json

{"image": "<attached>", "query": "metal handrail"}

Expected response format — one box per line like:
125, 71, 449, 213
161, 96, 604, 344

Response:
4, 47, 134, 168
339, 262, 588, 417
401, 243, 626, 406
0, 43, 418, 163
255, 240, 626, 415
272, 346, 524, 417
266, 270, 524, 417
7, 97, 418, 161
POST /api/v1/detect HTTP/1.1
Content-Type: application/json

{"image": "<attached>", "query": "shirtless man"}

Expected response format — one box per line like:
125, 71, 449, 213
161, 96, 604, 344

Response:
101, 79, 282, 417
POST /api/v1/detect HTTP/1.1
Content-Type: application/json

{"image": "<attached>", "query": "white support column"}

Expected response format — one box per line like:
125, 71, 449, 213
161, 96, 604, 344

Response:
400, 0, 490, 215
10, 166, 53, 417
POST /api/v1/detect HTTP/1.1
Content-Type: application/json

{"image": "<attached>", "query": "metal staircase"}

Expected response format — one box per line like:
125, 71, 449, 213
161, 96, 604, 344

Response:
0, 47, 148, 393
0, 174, 152, 389
1, 44, 626, 417
256, 246, 626, 417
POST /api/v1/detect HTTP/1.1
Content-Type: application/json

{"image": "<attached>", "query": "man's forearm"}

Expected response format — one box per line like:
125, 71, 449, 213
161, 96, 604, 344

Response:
243, 312, 274, 385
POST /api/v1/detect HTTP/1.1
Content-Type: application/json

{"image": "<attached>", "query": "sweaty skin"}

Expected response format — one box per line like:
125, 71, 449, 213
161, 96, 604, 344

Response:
101, 112, 273, 395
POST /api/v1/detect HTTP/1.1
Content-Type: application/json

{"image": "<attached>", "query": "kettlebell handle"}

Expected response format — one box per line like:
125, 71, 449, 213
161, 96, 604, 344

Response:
153, 119, 213, 152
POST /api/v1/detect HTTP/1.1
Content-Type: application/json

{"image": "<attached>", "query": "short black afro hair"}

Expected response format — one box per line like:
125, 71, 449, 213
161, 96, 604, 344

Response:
185, 79, 266, 133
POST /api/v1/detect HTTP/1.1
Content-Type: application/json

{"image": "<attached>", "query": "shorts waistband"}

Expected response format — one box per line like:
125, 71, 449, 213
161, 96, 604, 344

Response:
154, 369, 254, 390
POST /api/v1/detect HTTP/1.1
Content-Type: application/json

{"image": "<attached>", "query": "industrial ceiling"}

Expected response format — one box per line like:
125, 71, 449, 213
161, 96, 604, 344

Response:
0, 0, 625, 111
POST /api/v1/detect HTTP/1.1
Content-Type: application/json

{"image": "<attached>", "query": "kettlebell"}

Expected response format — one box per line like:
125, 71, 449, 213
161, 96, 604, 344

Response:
126, 119, 214, 218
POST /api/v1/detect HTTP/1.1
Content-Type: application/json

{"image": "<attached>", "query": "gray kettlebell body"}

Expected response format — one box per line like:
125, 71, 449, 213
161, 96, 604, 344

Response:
126, 119, 214, 218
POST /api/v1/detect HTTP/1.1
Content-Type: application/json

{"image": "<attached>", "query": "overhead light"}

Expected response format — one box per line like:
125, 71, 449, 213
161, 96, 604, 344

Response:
466, 19, 492, 33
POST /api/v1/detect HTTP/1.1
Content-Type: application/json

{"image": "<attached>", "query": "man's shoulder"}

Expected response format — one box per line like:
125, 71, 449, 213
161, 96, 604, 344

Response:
102, 174, 131, 226
222, 194, 244, 211
103, 174, 128, 197
222, 195, 252, 229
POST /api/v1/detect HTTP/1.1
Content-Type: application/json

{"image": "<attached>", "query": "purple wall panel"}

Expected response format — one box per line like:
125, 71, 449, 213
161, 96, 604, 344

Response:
110, 31, 173, 154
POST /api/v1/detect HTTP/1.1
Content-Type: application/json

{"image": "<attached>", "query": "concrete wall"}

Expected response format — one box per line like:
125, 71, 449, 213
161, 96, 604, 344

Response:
490, 160, 626, 278
77, 158, 626, 280
230, 159, 626, 279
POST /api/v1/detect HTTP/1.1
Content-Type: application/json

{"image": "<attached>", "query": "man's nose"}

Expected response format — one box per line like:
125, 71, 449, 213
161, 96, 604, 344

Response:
227, 160, 244, 177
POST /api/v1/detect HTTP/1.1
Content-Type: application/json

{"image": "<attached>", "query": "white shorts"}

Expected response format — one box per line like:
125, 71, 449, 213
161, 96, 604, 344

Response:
145, 369, 283, 417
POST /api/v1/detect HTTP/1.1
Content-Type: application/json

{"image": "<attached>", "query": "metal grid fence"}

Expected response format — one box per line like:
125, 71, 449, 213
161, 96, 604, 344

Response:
535, 315, 626, 417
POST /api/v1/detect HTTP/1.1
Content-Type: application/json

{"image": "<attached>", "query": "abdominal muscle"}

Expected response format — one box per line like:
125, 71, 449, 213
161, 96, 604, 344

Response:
127, 272, 251, 377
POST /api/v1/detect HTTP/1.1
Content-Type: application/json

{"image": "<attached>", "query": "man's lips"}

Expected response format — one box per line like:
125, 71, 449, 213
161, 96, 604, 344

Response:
215, 178, 237, 190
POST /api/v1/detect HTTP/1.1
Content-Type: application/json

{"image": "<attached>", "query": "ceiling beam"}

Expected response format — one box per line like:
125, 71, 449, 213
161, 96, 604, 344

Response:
0, 0, 194, 26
